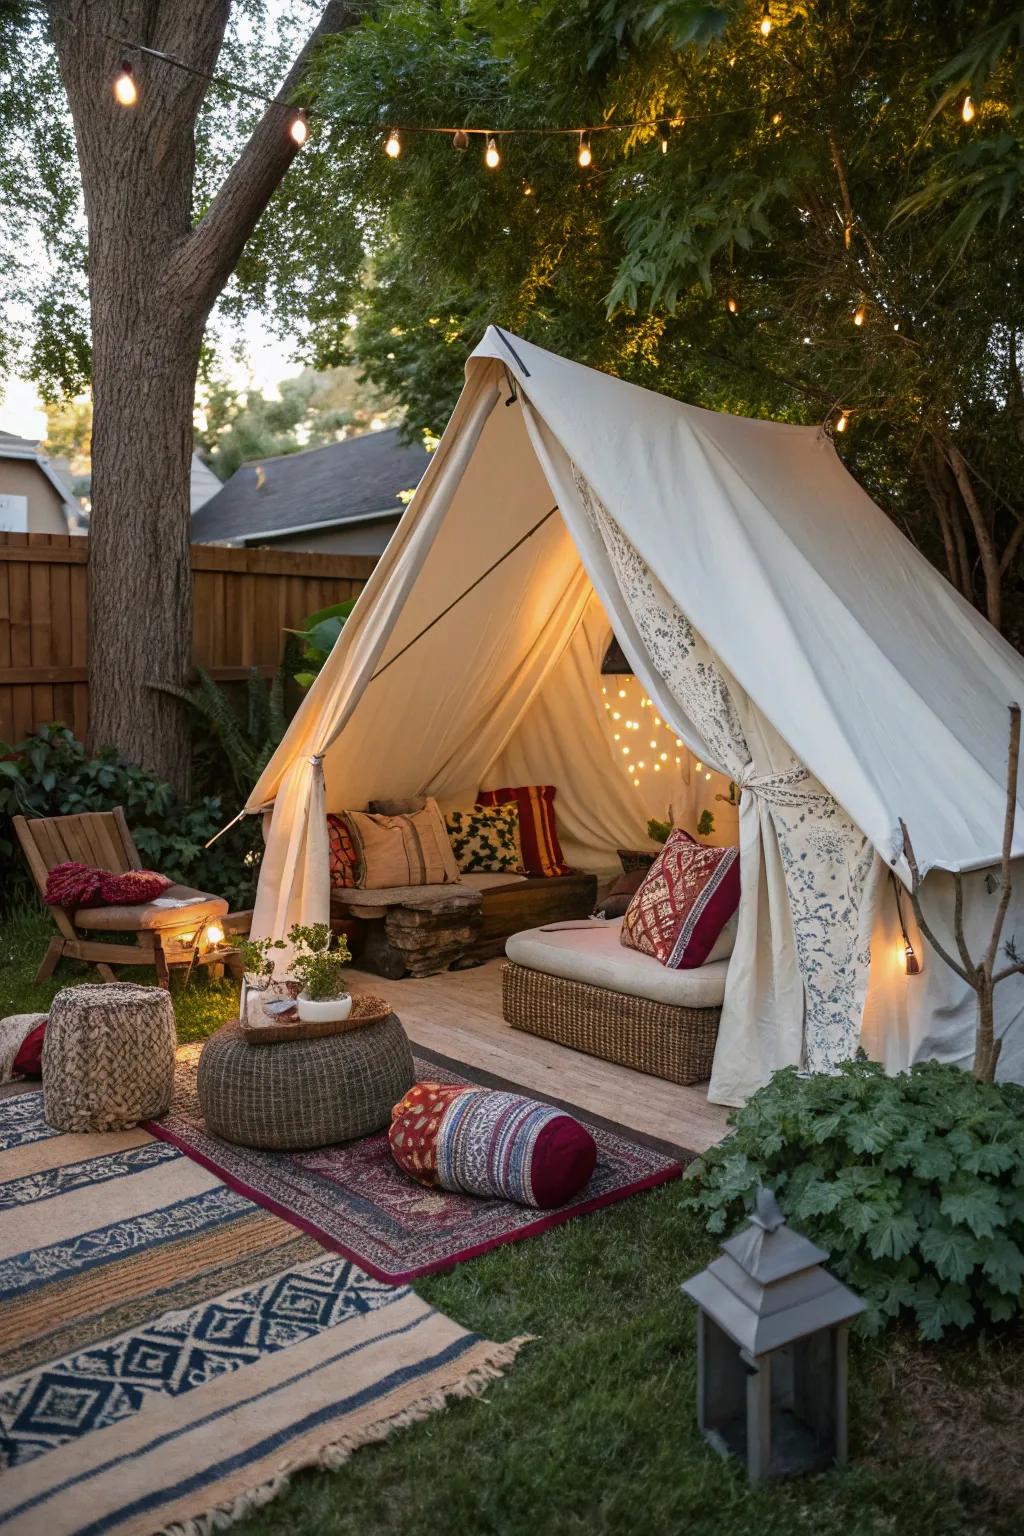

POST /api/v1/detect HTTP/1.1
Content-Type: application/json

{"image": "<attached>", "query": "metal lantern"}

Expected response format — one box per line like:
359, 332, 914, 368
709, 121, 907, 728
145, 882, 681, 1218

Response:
681, 1187, 864, 1482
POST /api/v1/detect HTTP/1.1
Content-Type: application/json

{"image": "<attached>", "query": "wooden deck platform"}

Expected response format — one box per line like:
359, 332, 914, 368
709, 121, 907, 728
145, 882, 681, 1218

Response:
347, 957, 732, 1156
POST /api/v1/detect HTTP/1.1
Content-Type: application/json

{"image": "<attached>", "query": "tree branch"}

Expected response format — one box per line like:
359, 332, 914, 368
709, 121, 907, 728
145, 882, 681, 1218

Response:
167, 0, 362, 314
899, 819, 974, 984
945, 439, 1002, 628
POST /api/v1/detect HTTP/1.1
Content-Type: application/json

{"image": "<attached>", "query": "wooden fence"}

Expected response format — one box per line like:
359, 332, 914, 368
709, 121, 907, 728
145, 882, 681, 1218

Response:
0, 533, 377, 745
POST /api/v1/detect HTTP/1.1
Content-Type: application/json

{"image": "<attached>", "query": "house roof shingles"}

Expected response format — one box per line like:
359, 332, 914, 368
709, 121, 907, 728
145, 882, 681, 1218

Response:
190, 427, 430, 544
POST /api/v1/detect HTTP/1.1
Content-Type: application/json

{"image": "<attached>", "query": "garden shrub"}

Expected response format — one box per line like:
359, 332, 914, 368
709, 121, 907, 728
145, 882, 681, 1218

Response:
0, 724, 262, 912
683, 1056, 1024, 1339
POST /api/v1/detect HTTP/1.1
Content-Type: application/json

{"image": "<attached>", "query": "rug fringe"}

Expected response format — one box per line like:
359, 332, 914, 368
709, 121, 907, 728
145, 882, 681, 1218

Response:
156, 1335, 533, 1536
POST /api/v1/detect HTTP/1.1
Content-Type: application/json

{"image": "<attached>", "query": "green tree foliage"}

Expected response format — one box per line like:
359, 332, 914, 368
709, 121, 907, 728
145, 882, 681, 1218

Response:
684, 1056, 1024, 1339
194, 362, 399, 479
307, 1, 1024, 634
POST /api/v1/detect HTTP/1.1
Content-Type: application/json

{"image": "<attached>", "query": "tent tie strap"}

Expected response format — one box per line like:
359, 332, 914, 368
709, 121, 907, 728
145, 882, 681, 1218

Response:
735, 761, 832, 810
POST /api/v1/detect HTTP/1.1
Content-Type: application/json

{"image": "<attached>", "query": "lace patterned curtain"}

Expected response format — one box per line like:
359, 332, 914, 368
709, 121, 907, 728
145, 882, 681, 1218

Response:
571, 467, 877, 1075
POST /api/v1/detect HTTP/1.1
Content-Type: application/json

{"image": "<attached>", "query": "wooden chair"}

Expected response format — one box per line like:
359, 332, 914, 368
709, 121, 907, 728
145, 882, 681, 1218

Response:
14, 808, 231, 988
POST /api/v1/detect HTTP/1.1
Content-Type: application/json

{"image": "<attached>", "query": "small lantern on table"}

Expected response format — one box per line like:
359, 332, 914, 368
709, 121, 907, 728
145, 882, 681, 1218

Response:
681, 1187, 863, 1482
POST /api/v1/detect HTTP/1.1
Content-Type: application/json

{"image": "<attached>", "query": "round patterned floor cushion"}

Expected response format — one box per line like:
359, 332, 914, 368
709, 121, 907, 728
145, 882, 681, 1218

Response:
198, 1015, 415, 1150
389, 1082, 597, 1209
43, 983, 176, 1132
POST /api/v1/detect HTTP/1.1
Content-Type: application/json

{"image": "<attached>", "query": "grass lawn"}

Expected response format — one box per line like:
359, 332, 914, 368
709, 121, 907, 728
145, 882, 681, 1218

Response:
3, 904, 1022, 1536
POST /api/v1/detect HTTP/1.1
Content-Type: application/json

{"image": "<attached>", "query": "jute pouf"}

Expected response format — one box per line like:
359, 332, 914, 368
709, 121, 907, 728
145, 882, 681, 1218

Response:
43, 982, 177, 1132
197, 1015, 415, 1150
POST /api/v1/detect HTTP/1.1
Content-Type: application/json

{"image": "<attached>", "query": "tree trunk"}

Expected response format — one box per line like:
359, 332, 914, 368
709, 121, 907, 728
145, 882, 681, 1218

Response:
50, 0, 357, 793
973, 977, 1001, 1082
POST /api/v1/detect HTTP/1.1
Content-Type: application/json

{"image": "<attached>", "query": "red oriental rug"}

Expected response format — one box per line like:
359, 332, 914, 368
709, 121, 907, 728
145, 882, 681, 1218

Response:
148, 1049, 682, 1283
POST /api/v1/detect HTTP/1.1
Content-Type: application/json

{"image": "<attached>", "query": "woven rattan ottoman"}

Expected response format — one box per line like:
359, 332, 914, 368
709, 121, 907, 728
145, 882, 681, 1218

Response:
502, 962, 720, 1086
197, 1015, 415, 1150
43, 981, 177, 1132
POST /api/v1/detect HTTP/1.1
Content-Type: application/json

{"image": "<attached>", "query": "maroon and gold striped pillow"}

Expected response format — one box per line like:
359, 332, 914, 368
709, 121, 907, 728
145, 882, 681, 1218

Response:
476, 784, 570, 878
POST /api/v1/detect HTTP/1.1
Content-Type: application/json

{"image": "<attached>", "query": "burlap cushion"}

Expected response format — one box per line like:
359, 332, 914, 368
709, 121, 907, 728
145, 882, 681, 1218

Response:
344, 798, 460, 889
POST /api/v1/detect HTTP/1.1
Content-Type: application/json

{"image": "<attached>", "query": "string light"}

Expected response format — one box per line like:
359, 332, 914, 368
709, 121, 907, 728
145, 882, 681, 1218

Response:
727, 296, 738, 315
835, 410, 850, 433
289, 111, 308, 145
852, 302, 866, 327
578, 132, 592, 168
385, 128, 401, 158
113, 60, 137, 106
961, 94, 976, 124
485, 136, 501, 169
452, 128, 469, 151
760, 3, 773, 37
523, 183, 534, 196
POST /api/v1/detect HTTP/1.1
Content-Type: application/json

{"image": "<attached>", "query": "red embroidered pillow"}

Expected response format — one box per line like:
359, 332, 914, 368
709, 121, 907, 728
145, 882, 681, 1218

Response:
97, 870, 171, 904
476, 785, 569, 878
389, 1081, 475, 1187
621, 828, 739, 969
327, 813, 360, 889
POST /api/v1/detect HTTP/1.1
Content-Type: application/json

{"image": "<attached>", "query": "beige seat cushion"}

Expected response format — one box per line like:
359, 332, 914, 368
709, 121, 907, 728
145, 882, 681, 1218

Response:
505, 918, 729, 1009
74, 885, 228, 932
458, 871, 529, 891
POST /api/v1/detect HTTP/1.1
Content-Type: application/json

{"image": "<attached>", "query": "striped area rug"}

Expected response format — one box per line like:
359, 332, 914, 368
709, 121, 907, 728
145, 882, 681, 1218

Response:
0, 1091, 527, 1536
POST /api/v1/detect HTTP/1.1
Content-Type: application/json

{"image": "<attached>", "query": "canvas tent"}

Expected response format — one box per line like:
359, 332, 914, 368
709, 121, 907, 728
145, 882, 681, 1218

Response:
247, 327, 1024, 1104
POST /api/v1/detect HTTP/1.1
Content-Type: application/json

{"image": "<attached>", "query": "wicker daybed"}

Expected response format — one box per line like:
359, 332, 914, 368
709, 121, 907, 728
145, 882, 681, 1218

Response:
502, 918, 728, 1085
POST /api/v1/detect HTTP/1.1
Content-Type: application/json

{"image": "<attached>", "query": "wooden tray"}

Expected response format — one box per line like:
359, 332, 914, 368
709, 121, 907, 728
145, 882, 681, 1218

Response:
240, 992, 392, 1045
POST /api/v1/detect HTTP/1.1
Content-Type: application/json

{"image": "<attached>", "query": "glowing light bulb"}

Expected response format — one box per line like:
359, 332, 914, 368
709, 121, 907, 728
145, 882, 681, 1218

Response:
695, 761, 704, 772
633, 778, 640, 787
675, 739, 683, 746
206, 923, 225, 947
771, 112, 783, 126
961, 95, 975, 124
523, 183, 533, 196
853, 303, 866, 327
654, 763, 661, 771
638, 762, 646, 770
622, 747, 630, 755
727, 297, 738, 315
485, 136, 500, 169
650, 739, 657, 749
660, 752, 668, 762
578, 134, 592, 168
113, 61, 137, 107
618, 689, 626, 698
612, 711, 621, 720
290, 112, 308, 146
836, 410, 849, 433
705, 771, 712, 780
613, 732, 621, 740
385, 129, 401, 158
601, 686, 607, 694
760, 4, 772, 37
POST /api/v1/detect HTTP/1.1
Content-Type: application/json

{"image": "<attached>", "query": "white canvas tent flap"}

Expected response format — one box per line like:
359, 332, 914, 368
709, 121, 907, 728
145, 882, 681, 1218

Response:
248, 327, 1024, 1102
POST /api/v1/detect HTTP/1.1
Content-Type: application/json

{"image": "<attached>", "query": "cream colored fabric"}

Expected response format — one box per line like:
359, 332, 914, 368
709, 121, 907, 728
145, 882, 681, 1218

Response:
247, 327, 1024, 1095
344, 799, 459, 889
506, 920, 729, 1008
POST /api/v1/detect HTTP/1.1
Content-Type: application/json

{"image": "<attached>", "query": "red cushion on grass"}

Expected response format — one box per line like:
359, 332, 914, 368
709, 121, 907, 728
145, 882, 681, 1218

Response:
621, 827, 739, 968
12, 1019, 46, 1079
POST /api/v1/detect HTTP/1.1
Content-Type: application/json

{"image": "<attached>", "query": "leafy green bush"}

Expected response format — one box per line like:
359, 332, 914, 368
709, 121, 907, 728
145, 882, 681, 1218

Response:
0, 724, 262, 912
152, 666, 289, 800
683, 1057, 1024, 1339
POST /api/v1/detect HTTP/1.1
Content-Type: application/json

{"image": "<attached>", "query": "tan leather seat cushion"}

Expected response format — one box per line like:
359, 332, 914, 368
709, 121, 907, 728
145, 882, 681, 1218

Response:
74, 885, 228, 932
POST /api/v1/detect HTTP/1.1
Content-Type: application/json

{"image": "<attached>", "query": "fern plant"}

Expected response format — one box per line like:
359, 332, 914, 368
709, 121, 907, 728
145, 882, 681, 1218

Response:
153, 665, 289, 799
684, 1056, 1024, 1340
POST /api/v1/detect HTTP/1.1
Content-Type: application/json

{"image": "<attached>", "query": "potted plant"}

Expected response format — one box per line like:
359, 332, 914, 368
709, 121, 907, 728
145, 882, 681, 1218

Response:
237, 934, 288, 992
288, 922, 353, 1024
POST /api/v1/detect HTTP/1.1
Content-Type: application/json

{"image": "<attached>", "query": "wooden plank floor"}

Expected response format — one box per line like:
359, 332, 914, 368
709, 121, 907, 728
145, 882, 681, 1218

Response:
347, 957, 731, 1156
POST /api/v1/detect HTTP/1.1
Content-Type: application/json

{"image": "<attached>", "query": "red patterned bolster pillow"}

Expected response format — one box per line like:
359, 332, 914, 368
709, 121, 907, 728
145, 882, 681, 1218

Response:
389, 1082, 597, 1209
97, 869, 171, 904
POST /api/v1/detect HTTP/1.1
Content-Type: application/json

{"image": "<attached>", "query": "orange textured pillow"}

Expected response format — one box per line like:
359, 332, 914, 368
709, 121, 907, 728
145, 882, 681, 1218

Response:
476, 784, 569, 878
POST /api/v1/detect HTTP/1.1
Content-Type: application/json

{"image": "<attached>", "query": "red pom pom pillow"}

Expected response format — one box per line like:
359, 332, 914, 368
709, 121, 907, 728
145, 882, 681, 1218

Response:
390, 1082, 597, 1209
97, 870, 171, 904
44, 861, 105, 908
621, 828, 739, 969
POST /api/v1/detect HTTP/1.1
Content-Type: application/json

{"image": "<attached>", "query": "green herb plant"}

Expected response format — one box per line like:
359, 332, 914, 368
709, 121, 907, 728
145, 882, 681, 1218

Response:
237, 934, 287, 981
287, 922, 352, 1000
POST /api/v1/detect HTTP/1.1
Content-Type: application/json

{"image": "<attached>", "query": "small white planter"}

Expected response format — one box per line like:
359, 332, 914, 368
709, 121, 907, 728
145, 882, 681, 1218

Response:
296, 991, 352, 1025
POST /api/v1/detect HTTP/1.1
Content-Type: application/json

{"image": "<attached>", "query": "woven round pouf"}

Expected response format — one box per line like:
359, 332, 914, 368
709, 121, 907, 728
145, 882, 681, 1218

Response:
197, 1015, 415, 1150
43, 982, 177, 1132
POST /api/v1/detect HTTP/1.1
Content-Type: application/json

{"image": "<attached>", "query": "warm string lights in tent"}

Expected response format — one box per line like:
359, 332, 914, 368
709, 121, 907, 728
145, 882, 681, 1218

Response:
601, 680, 696, 791
104, 14, 983, 445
